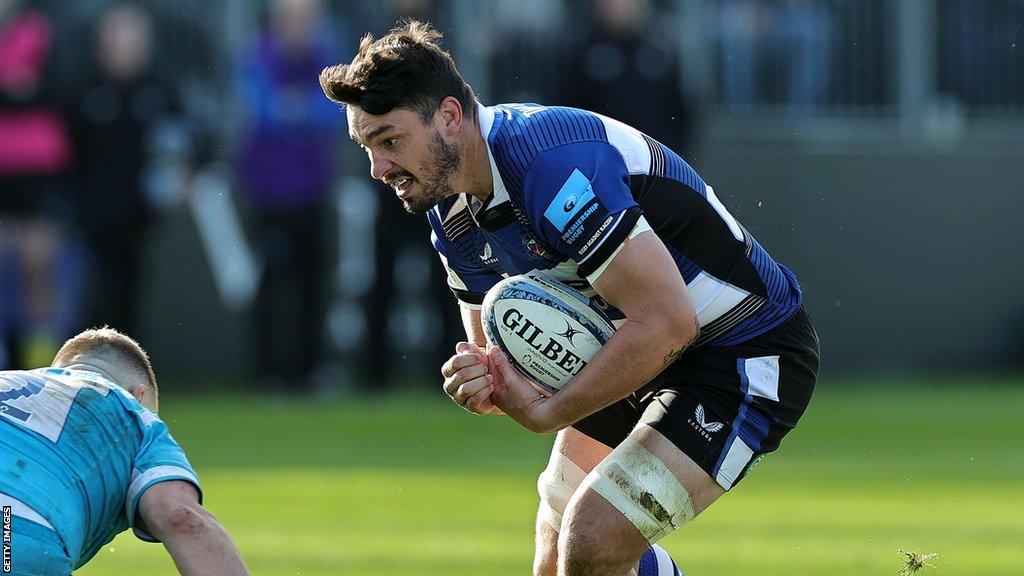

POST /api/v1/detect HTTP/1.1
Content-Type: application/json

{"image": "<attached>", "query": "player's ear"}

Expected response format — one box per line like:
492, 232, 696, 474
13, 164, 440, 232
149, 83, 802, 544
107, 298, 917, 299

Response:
131, 385, 145, 403
439, 96, 463, 133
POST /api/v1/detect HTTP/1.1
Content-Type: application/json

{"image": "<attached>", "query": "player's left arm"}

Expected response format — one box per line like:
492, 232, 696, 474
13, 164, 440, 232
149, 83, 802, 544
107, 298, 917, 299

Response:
137, 480, 250, 576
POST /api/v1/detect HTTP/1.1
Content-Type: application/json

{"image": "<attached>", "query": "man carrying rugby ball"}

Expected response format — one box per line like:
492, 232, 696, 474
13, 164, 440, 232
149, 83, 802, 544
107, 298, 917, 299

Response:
321, 21, 819, 576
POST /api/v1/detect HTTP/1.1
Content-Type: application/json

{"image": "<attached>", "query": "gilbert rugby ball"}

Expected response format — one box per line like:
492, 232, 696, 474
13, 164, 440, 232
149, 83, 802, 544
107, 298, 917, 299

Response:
482, 273, 616, 393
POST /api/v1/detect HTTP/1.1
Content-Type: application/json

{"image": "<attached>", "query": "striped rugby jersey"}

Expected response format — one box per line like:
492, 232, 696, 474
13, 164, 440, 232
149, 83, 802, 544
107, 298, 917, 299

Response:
428, 103, 802, 347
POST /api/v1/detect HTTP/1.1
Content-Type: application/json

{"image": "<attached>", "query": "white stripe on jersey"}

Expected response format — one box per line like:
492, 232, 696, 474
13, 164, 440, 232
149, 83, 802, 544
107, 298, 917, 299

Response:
126, 465, 200, 518
478, 103, 511, 211
584, 216, 653, 286
0, 492, 54, 530
441, 194, 470, 224
686, 272, 751, 327
437, 252, 469, 291
575, 210, 628, 267
594, 113, 653, 175
704, 185, 745, 242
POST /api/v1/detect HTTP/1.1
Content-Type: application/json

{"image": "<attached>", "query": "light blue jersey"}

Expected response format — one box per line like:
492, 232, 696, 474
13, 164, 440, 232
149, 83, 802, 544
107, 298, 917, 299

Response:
0, 368, 200, 570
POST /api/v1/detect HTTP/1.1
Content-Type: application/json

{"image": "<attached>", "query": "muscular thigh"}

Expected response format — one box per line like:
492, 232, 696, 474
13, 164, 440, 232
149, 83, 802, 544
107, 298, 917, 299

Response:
536, 427, 612, 528
556, 426, 613, 471
534, 427, 614, 575
566, 422, 725, 553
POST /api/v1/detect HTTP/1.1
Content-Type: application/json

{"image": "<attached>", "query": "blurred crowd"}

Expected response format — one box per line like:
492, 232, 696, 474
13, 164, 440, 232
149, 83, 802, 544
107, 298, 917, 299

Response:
1, 0, 1021, 390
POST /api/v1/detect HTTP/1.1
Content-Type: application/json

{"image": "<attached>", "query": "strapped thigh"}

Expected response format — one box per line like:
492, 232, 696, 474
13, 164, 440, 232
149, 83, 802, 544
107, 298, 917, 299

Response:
579, 437, 695, 544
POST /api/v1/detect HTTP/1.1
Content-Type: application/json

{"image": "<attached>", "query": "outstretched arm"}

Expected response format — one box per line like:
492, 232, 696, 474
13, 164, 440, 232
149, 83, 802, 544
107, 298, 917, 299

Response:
137, 480, 250, 576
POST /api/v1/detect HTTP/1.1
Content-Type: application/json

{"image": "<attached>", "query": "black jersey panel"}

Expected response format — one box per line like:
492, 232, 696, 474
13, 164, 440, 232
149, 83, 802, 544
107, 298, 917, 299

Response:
629, 174, 768, 299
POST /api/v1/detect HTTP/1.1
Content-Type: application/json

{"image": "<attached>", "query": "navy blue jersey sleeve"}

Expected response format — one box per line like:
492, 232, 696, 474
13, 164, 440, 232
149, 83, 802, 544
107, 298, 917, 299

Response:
430, 229, 503, 308
523, 141, 643, 278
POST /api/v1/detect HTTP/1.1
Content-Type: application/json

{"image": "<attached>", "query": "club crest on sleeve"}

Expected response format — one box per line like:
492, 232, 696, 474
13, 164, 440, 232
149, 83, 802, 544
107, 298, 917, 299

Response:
523, 236, 547, 259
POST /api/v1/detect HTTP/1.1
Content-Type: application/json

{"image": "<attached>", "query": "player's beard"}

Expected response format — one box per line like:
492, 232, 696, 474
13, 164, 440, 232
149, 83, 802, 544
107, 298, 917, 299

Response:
403, 131, 461, 214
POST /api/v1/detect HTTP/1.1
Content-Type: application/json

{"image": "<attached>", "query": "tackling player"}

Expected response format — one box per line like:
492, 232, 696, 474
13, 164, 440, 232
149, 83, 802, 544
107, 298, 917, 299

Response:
0, 328, 249, 576
321, 21, 819, 576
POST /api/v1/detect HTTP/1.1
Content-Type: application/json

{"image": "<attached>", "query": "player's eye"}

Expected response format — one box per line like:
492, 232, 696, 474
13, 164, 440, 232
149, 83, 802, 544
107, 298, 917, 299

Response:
381, 137, 398, 150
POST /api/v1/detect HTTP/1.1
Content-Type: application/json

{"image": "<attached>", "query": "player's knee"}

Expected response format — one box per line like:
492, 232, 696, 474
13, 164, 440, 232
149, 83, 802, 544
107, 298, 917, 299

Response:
558, 525, 635, 575
578, 437, 696, 544
536, 452, 587, 532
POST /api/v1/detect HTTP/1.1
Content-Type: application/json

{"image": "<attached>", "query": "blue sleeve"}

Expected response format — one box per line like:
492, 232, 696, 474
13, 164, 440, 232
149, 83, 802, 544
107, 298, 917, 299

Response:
431, 229, 503, 308
523, 141, 644, 278
125, 409, 202, 543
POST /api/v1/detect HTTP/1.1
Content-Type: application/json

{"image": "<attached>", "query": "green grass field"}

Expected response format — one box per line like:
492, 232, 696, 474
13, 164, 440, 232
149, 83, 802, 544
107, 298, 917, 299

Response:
77, 375, 1024, 576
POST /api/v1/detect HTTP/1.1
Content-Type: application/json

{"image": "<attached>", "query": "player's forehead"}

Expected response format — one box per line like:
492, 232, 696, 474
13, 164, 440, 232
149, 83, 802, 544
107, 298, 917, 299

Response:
347, 106, 423, 145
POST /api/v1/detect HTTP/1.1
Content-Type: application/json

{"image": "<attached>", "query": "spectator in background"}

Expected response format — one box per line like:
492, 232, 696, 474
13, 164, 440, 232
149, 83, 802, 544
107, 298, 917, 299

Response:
234, 0, 347, 392
559, 0, 696, 153
489, 0, 565, 103
69, 2, 194, 338
773, 0, 832, 110
0, 0, 76, 370
718, 0, 832, 111
718, 0, 765, 107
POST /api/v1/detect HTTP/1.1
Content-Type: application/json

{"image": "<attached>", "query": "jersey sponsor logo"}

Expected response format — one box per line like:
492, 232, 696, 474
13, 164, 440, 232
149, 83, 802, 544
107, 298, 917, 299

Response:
687, 404, 724, 441
544, 169, 596, 232
561, 202, 600, 244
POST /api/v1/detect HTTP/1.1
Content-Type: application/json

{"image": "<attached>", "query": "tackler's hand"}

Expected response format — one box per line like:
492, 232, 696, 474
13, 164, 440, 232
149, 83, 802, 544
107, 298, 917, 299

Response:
441, 341, 498, 414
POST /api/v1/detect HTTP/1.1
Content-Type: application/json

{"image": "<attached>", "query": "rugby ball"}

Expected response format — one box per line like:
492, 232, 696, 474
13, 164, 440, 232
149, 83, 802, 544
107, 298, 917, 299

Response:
482, 272, 615, 393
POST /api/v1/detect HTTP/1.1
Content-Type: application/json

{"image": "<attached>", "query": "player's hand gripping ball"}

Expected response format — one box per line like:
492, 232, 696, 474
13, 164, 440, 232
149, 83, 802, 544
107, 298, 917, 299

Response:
481, 272, 615, 393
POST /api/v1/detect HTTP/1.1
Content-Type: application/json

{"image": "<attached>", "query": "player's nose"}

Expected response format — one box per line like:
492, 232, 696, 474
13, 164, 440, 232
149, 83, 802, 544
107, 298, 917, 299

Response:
369, 150, 394, 181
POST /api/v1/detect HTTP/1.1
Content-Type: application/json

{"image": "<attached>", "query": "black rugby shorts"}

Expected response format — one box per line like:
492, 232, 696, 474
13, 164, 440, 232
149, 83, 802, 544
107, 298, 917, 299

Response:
571, 306, 819, 490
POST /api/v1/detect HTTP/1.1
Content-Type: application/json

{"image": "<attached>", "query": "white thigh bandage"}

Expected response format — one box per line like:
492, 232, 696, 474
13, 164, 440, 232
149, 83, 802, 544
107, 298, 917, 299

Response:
537, 451, 588, 531
580, 438, 695, 544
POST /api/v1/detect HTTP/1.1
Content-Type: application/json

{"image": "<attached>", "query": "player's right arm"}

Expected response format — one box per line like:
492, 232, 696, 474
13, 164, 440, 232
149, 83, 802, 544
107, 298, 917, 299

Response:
429, 222, 503, 415
137, 480, 249, 576
441, 303, 502, 415
460, 303, 487, 347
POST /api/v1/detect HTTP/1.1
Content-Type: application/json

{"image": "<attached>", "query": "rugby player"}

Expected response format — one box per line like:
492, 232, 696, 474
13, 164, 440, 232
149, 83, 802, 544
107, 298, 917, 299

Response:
321, 21, 819, 576
0, 328, 249, 576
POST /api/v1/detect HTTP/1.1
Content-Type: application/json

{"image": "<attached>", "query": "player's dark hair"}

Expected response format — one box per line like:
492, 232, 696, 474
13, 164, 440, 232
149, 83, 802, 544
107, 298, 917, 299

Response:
52, 327, 159, 398
319, 20, 477, 123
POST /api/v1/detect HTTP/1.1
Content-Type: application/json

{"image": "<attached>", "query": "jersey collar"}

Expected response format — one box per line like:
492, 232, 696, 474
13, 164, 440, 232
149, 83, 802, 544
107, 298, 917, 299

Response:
467, 103, 510, 221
